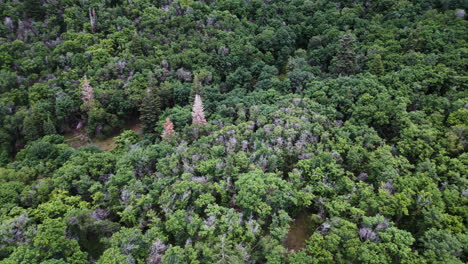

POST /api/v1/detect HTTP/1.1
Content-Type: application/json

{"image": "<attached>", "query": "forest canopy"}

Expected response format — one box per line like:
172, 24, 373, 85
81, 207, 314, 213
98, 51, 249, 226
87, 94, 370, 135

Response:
0, 0, 467, 263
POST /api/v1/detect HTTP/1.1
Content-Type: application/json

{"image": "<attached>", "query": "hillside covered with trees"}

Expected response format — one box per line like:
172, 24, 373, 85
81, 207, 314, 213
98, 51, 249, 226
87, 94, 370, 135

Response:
0, 0, 467, 263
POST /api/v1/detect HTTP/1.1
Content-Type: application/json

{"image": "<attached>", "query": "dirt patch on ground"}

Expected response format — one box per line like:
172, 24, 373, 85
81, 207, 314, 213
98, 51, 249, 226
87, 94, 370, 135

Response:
124, 118, 142, 134
284, 212, 314, 252
64, 118, 142, 151
64, 129, 92, 148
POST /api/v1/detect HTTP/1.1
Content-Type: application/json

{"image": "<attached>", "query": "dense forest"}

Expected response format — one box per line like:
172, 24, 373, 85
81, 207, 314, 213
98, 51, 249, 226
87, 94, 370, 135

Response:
0, 0, 467, 263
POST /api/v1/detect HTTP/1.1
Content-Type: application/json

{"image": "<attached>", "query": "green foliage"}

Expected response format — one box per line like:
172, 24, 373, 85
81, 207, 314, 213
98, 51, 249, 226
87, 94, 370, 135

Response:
139, 76, 162, 133
0, 1, 466, 263
420, 228, 467, 263
330, 33, 358, 76
86, 106, 122, 138
30, 218, 87, 263
96, 248, 128, 264
235, 170, 296, 217
114, 130, 140, 150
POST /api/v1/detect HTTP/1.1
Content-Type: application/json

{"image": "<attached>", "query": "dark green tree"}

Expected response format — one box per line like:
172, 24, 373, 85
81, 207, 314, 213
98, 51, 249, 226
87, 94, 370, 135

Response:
139, 77, 162, 134
367, 54, 385, 76
330, 33, 358, 76
23, 0, 45, 19
42, 116, 57, 136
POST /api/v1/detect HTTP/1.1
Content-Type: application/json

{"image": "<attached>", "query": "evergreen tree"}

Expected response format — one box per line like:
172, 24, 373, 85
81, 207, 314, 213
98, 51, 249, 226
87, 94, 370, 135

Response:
331, 33, 358, 76
43, 116, 56, 135
139, 78, 162, 133
192, 94, 207, 125
189, 75, 204, 104
129, 32, 144, 56
81, 75, 94, 111
23, 111, 43, 142
161, 118, 175, 139
23, 0, 45, 19
367, 54, 385, 76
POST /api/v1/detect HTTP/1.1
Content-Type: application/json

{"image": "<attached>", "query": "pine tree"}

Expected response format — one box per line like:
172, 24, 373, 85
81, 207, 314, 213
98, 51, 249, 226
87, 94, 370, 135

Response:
161, 118, 175, 139
189, 74, 204, 104
331, 33, 357, 76
129, 32, 144, 56
367, 54, 384, 76
24, 0, 44, 19
43, 116, 56, 135
192, 94, 207, 125
23, 110, 43, 142
139, 78, 162, 133
81, 75, 94, 111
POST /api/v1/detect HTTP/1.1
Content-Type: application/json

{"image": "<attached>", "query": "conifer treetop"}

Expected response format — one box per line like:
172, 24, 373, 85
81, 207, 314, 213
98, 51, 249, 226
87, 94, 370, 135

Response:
81, 74, 94, 108
192, 94, 207, 125
162, 117, 175, 139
